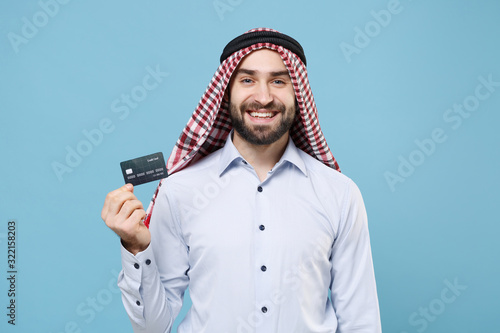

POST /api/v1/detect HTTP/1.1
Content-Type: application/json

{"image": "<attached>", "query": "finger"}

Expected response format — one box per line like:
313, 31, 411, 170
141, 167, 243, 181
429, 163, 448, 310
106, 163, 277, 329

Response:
102, 184, 135, 218
103, 192, 136, 222
121, 208, 147, 238
128, 208, 147, 226
116, 199, 144, 222
104, 190, 139, 219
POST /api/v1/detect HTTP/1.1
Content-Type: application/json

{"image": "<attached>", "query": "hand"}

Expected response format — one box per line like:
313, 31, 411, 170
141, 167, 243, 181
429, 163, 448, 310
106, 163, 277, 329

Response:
101, 184, 151, 255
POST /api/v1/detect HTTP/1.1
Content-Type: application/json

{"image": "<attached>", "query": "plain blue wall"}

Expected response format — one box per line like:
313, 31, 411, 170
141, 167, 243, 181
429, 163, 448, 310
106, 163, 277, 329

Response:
1, 1, 499, 332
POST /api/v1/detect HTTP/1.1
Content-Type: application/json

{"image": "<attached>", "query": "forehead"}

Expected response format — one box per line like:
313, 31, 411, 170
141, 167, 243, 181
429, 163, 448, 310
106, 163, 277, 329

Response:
235, 49, 289, 74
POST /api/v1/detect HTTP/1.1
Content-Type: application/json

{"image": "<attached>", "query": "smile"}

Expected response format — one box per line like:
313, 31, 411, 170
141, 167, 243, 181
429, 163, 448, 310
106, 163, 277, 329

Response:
247, 111, 278, 119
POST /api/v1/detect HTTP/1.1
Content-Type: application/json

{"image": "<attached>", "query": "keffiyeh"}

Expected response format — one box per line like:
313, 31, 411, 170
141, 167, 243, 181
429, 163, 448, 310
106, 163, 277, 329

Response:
144, 28, 340, 227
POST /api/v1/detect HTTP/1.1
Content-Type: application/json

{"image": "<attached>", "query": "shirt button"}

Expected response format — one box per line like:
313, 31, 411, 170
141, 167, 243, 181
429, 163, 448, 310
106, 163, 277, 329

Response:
134, 263, 140, 269
261, 306, 268, 313
259, 225, 265, 231
257, 186, 263, 192
145, 259, 151, 265
136, 301, 141, 306
242, 160, 248, 165
261, 265, 267, 272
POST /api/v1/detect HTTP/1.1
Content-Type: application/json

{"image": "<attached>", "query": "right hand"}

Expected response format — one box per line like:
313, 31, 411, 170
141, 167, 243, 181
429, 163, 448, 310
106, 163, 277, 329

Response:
101, 184, 151, 255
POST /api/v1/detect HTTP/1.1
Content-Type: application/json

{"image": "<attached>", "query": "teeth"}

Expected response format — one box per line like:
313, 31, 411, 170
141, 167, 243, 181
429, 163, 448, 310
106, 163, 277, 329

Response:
249, 111, 274, 118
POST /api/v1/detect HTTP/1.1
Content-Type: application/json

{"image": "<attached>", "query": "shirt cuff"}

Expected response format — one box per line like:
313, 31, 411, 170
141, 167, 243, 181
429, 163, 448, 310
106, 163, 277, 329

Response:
120, 241, 157, 282
119, 241, 158, 329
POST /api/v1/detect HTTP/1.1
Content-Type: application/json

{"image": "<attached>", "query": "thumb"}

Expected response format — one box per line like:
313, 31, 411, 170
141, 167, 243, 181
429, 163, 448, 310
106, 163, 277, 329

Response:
124, 183, 134, 192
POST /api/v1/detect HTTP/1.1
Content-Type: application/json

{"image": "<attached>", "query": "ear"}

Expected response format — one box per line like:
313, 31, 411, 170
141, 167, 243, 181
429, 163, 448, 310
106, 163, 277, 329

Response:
223, 90, 229, 102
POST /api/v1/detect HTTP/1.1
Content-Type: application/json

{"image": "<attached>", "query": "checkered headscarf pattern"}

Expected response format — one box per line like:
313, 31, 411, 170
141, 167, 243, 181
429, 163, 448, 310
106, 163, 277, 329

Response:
144, 28, 340, 227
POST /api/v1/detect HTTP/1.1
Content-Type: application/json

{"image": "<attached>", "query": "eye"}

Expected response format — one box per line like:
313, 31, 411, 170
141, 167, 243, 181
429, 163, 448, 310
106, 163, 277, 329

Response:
241, 78, 253, 84
272, 79, 286, 85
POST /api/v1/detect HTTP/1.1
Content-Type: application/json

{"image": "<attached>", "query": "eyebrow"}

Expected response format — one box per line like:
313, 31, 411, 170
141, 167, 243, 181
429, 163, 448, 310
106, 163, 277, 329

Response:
235, 68, 290, 77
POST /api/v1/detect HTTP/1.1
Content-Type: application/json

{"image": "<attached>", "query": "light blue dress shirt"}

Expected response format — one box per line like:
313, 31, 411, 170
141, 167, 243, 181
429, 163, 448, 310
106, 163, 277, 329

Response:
118, 133, 381, 333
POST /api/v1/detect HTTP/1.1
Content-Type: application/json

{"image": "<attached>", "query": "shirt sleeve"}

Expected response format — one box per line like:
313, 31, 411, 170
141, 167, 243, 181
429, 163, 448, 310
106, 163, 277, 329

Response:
329, 179, 382, 332
117, 184, 190, 332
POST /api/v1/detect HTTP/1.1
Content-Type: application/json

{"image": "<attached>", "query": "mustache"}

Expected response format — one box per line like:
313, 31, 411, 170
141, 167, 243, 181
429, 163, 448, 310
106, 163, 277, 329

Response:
239, 101, 286, 113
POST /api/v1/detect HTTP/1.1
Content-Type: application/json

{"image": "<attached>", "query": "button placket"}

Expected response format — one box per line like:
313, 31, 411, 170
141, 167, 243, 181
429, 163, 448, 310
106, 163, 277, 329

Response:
254, 181, 272, 323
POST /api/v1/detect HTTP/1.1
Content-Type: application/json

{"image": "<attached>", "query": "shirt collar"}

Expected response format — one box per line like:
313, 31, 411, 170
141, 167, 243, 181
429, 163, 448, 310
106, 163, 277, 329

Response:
218, 131, 308, 177
218, 131, 245, 176
274, 136, 308, 176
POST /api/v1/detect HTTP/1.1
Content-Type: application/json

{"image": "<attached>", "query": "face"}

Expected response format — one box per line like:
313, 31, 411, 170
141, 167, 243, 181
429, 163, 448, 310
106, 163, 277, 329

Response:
228, 49, 297, 146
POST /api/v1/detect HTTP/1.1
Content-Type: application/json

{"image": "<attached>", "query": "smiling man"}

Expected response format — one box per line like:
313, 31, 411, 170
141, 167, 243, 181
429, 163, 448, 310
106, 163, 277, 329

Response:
228, 49, 299, 181
229, 49, 296, 144
102, 28, 381, 332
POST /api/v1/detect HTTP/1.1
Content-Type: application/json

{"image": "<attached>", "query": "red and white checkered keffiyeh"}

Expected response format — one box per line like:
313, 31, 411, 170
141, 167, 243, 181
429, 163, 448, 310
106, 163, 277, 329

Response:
144, 28, 340, 227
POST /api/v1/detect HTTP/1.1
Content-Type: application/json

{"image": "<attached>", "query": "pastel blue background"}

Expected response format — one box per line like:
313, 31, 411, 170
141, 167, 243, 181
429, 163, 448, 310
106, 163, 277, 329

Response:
1, 0, 499, 332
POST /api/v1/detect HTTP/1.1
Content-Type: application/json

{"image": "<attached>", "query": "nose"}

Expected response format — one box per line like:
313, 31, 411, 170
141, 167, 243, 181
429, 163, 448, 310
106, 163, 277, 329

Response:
254, 83, 273, 106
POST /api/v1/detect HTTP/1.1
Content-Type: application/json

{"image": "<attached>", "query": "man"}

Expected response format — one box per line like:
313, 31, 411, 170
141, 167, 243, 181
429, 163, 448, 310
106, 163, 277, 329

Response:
102, 28, 381, 332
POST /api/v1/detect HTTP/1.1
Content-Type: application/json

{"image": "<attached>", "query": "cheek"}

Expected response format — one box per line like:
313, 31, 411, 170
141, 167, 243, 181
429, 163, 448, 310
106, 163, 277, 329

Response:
281, 90, 297, 108
283, 85, 296, 100
228, 92, 245, 108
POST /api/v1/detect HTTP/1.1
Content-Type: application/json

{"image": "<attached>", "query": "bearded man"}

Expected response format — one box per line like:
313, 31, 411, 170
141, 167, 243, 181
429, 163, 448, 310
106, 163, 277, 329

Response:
102, 28, 382, 333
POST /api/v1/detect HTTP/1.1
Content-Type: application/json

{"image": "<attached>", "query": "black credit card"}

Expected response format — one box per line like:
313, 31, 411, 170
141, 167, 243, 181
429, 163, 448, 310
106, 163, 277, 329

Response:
120, 152, 168, 186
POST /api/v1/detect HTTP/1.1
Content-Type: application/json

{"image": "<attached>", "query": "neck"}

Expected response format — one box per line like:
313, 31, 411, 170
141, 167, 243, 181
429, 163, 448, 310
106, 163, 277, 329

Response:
232, 131, 289, 182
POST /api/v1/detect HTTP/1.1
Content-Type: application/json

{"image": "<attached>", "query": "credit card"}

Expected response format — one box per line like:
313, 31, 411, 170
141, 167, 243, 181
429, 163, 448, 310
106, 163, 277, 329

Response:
120, 152, 168, 186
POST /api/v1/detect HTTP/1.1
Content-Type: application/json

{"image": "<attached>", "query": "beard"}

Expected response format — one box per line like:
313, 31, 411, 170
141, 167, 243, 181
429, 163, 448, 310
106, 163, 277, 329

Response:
229, 100, 297, 145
